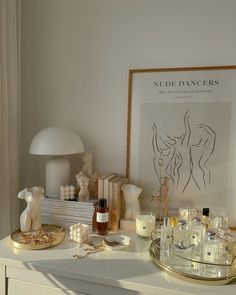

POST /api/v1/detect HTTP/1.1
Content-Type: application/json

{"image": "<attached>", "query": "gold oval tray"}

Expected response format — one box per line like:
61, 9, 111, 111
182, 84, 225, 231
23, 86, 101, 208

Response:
11, 224, 65, 250
150, 239, 236, 285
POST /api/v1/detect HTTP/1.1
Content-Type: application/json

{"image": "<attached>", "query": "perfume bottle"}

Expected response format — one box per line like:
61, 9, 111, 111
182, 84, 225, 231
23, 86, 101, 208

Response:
202, 230, 231, 277
179, 208, 198, 222
173, 219, 191, 250
190, 217, 206, 258
209, 216, 229, 231
216, 230, 235, 264
160, 217, 173, 251
203, 230, 219, 263
96, 198, 109, 235
201, 208, 210, 227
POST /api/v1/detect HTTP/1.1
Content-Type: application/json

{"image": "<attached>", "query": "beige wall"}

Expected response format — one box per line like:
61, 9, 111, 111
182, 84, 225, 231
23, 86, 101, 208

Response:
21, 0, 236, 189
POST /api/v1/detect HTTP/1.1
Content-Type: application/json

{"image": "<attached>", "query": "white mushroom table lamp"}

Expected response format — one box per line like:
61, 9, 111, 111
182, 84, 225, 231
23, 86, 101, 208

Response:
29, 126, 84, 198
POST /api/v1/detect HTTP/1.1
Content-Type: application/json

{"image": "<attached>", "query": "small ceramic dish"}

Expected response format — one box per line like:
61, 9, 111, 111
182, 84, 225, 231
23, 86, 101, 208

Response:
104, 234, 131, 250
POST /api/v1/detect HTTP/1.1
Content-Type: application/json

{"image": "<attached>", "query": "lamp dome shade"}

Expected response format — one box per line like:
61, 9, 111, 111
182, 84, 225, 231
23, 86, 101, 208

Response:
29, 126, 84, 155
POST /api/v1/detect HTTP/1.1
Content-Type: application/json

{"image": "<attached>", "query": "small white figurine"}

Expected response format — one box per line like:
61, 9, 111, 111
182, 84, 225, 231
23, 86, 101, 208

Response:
70, 223, 89, 244
82, 153, 93, 177
121, 184, 142, 220
76, 171, 90, 201
17, 186, 44, 232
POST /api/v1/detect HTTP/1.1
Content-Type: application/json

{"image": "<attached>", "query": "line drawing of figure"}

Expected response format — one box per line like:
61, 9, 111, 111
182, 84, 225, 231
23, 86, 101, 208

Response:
191, 124, 216, 189
152, 111, 216, 194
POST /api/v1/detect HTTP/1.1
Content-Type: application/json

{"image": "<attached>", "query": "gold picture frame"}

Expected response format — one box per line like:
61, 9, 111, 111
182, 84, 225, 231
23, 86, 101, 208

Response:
126, 66, 236, 220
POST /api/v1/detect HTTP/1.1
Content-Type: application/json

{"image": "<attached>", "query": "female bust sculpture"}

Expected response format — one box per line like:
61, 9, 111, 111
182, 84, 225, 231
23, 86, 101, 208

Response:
17, 186, 44, 232
121, 184, 142, 220
76, 171, 90, 201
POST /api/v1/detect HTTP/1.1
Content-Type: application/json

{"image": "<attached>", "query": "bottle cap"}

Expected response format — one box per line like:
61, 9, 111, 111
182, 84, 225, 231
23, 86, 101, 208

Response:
207, 229, 216, 240
193, 217, 201, 223
98, 198, 107, 209
178, 219, 187, 226
203, 208, 209, 217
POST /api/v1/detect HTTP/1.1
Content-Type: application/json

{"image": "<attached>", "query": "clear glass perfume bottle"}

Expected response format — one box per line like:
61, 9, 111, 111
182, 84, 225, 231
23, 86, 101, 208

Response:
160, 217, 173, 252
215, 230, 235, 264
202, 230, 231, 277
178, 208, 198, 222
172, 219, 193, 257
190, 217, 206, 258
203, 230, 219, 263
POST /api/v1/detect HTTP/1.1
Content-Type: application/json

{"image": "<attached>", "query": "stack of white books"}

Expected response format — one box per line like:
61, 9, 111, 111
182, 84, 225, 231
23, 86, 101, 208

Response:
41, 197, 97, 230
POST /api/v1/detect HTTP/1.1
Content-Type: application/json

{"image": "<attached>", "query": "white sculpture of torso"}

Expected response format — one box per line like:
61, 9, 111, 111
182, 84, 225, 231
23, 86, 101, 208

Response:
18, 186, 44, 232
76, 171, 90, 201
121, 184, 142, 220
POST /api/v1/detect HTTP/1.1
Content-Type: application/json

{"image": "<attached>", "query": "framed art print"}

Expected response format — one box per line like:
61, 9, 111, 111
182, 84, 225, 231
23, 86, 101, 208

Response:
126, 66, 236, 224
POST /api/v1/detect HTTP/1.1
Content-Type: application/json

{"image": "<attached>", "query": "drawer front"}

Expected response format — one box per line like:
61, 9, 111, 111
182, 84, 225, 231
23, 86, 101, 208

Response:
0, 265, 6, 295
6, 267, 141, 295
8, 278, 87, 295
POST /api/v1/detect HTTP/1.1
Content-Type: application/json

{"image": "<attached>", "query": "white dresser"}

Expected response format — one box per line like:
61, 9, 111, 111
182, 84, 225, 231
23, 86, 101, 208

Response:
0, 232, 236, 295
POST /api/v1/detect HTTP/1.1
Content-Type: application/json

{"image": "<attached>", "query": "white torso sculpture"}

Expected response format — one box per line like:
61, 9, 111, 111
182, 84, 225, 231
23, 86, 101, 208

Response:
18, 186, 44, 232
81, 153, 93, 177
121, 184, 142, 220
76, 171, 90, 201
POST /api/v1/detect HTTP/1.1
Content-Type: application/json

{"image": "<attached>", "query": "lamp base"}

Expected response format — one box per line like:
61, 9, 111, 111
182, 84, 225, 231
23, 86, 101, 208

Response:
45, 156, 71, 198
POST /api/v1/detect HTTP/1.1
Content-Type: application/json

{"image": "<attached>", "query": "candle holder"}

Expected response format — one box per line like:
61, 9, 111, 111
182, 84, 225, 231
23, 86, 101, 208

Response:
136, 212, 156, 239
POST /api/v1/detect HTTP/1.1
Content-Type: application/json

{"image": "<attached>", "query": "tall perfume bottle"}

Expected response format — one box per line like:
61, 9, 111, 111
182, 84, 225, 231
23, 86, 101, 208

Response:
190, 217, 206, 258
203, 229, 231, 277
160, 217, 173, 264
203, 230, 219, 263
160, 217, 173, 251
173, 219, 191, 250
96, 198, 109, 235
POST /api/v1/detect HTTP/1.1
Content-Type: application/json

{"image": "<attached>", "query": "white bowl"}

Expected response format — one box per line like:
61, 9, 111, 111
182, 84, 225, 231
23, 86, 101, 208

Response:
104, 234, 131, 250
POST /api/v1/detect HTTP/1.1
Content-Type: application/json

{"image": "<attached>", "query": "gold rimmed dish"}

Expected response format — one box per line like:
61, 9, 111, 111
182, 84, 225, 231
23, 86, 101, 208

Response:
11, 224, 65, 250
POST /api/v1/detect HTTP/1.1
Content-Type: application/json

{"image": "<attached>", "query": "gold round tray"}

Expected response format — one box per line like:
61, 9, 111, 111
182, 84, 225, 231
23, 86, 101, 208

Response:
11, 224, 65, 250
150, 239, 236, 285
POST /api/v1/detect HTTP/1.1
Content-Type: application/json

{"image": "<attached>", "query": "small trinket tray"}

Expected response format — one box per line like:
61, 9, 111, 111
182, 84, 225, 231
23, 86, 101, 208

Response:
104, 234, 131, 250
11, 224, 65, 250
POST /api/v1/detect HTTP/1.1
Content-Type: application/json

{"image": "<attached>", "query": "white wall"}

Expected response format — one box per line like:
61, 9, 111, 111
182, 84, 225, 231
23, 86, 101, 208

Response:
21, 0, 236, 189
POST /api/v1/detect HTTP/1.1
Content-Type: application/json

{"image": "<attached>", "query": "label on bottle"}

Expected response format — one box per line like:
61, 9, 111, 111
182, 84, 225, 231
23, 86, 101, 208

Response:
96, 212, 108, 223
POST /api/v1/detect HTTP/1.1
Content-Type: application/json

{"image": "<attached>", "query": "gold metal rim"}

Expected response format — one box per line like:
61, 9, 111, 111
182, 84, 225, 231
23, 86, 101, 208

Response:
11, 224, 65, 250
149, 239, 236, 285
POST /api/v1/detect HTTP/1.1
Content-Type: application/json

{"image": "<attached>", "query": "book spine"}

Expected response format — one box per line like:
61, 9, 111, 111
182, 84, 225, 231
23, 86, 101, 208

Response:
43, 199, 97, 206
111, 178, 128, 230
98, 178, 104, 198
103, 174, 116, 207
41, 207, 95, 215
42, 213, 93, 222
42, 217, 93, 230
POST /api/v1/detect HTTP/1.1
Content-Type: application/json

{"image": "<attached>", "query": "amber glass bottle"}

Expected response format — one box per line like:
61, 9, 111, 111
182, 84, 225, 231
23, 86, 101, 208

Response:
96, 198, 108, 235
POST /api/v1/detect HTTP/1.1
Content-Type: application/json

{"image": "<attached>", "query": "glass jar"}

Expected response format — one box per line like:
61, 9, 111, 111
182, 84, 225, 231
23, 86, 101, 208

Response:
136, 212, 156, 239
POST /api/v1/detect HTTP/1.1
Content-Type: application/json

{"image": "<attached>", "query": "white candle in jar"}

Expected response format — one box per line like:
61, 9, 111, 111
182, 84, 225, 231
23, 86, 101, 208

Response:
136, 213, 155, 238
